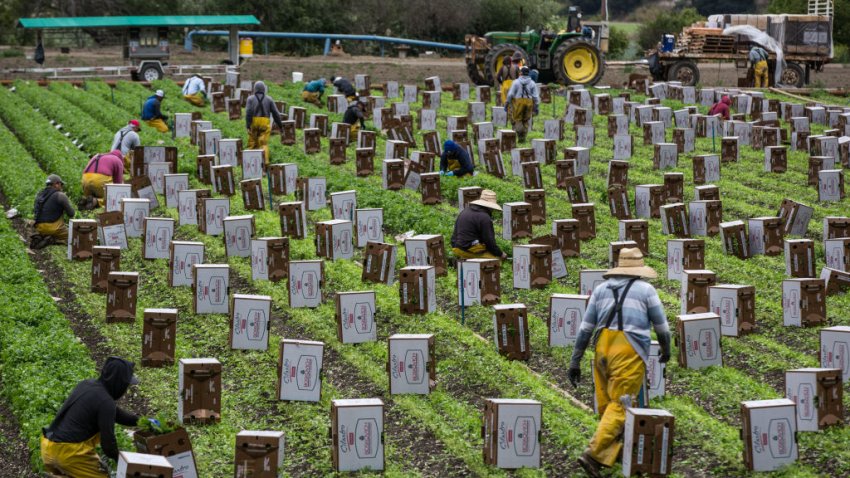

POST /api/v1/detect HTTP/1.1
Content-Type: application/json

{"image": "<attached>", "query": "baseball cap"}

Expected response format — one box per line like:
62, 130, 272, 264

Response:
155, 90, 164, 97
129, 119, 140, 128
46, 174, 64, 185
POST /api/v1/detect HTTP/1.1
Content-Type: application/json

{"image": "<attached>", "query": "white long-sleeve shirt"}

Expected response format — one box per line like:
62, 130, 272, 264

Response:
110, 126, 140, 156
182, 76, 206, 96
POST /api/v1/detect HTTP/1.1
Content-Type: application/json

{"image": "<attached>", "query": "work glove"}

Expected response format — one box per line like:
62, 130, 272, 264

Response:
660, 352, 671, 364
445, 171, 455, 177
657, 331, 672, 364
148, 418, 161, 428
439, 170, 445, 176
533, 104, 540, 116
568, 367, 581, 388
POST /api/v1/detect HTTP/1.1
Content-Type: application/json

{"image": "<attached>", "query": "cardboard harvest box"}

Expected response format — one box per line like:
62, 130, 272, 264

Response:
234, 430, 285, 478
68, 219, 97, 261
192, 264, 230, 315
741, 399, 798, 471
116, 451, 172, 478
667, 239, 704, 281
622, 408, 674, 476
362, 242, 397, 285
169, 241, 204, 288
331, 399, 385, 472
141, 308, 177, 368
548, 294, 589, 347
106, 272, 139, 324
647, 341, 666, 400
229, 294, 272, 351
482, 399, 542, 469
404, 234, 447, 276
278, 201, 306, 239
579, 269, 606, 296
250, 237, 289, 283
388, 334, 436, 395
355, 208, 383, 247
142, 217, 174, 260
178, 358, 221, 425
335, 291, 377, 344
785, 368, 843, 432
288, 260, 324, 308
91, 246, 120, 293
493, 304, 531, 361
782, 279, 826, 327
399, 266, 436, 315
223, 215, 255, 258
457, 258, 501, 306
820, 326, 850, 381
277, 339, 324, 402
676, 313, 722, 369
709, 285, 756, 337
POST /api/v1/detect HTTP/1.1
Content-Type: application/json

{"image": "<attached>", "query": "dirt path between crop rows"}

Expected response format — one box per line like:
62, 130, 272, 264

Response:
0, 384, 38, 478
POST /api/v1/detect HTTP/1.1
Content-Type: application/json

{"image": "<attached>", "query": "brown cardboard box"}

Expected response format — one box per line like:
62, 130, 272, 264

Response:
67, 219, 98, 261
234, 430, 285, 478
458, 258, 501, 306
622, 408, 675, 477
458, 186, 483, 212
315, 220, 354, 261
563, 175, 588, 203
196, 155, 215, 185
91, 246, 120, 293
609, 240, 639, 268
240, 178, 265, 211
765, 146, 788, 173
362, 242, 397, 285
355, 148, 375, 177
821, 267, 850, 296
260, 237, 289, 282
330, 399, 385, 472
608, 185, 631, 220
619, 220, 649, 255
482, 399, 541, 469
499, 130, 517, 152
522, 161, 543, 189
748, 217, 784, 256
720, 221, 750, 259
778, 198, 813, 236
116, 452, 173, 477
289, 106, 306, 129
808, 156, 833, 185
741, 399, 798, 471
382, 159, 405, 190
178, 358, 221, 425
329, 138, 347, 165
785, 239, 815, 278
635, 185, 664, 219
663, 172, 684, 203
572, 203, 596, 241
512, 245, 552, 289
675, 312, 722, 369
106, 272, 139, 324
554, 160, 575, 189
524, 189, 546, 225
782, 278, 826, 327
785, 368, 843, 432
680, 270, 717, 314
502, 202, 533, 240
607, 160, 629, 188
303, 128, 321, 154
141, 308, 177, 367
660, 203, 689, 238
212, 165, 235, 196
404, 235, 447, 276
399, 266, 436, 314
332, 122, 352, 145
481, 150, 504, 178
280, 121, 296, 145
824, 216, 850, 240
420, 172, 441, 205
710, 285, 756, 336
278, 202, 306, 239
492, 304, 531, 361
131, 146, 178, 175
553, 219, 581, 257
129, 175, 159, 210
689, 200, 722, 236
133, 427, 198, 477
722, 136, 739, 162
653, 143, 678, 169
694, 185, 720, 201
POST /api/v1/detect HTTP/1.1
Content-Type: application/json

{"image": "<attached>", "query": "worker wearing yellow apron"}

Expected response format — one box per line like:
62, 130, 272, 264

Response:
41, 358, 144, 478
567, 248, 671, 478
245, 81, 284, 166
450, 189, 507, 260
141, 90, 169, 133
750, 46, 769, 88
505, 67, 539, 143
343, 100, 366, 143
30, 175, 75, 249
302, 78, 327, 107
80, 150, 125, 209
181, 75, 207, 107
497, 52, 523, 105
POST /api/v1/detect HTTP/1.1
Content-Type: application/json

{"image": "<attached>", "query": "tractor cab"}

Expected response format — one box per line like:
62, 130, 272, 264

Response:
566, 6, 583, 33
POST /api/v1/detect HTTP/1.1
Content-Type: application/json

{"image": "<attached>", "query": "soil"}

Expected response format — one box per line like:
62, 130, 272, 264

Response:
0, 390, 38, 478
2, 46, 849, 88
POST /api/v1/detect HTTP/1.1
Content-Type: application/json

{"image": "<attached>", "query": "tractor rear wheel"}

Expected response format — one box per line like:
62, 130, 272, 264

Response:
553, 38, 605, 86
484, 44, 529, 86
780, 62, 805, 88
466, 61, 488, 86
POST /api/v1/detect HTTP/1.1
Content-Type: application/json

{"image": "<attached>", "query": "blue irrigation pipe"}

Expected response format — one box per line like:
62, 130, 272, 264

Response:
184, 30, 466, 55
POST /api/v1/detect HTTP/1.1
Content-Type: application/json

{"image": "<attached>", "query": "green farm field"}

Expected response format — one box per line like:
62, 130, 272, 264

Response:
0, 75, 848, 477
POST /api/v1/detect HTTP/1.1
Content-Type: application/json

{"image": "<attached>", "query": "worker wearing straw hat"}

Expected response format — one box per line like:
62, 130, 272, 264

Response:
450, 189, 507, 260
567, 248, 671, 478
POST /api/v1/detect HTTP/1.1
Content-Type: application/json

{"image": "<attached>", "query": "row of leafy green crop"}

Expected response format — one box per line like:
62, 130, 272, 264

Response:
0, 120, 45, 217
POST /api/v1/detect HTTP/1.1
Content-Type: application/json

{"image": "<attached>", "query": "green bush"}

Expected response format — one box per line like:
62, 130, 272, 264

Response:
637, 7, 703, 51
607, 26, 630, 60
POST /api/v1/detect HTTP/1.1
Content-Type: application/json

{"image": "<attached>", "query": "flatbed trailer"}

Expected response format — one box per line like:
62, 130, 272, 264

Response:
0, 63, 231, 81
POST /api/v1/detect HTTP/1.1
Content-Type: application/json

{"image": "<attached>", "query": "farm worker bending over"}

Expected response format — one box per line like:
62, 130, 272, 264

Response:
302, 78, 327, 107
331, 76, 357, 101
568, 248, 671, 478
80, 150, 124, 210
181, 74, 207, 107
749, 46, 769, 88
505, 66, 539, 143
496, 52, 523, 105
450, 189, 507, 260
245, 81, 284, 165
110, 120, 141, 169
41, 357, 143, 478
141, 90, 168, 133
31, 174, 75, 249
439, 140, 474, 177
342, 100, 366, 142
708, 95, 732, 121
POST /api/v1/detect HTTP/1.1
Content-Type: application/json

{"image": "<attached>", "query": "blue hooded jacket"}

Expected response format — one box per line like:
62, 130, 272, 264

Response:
440, 140, 474, 177
141, 95, 164, 121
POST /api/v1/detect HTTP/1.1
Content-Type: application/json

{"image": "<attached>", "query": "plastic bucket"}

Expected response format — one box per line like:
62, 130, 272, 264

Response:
239, 38, 253, 58
292, 72, 304, 83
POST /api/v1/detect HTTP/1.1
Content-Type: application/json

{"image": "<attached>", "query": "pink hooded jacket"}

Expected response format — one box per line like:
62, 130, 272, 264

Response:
83, 149, 125, 184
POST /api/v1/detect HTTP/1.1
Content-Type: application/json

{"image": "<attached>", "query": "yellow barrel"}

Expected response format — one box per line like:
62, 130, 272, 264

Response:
239, 38, 253, 57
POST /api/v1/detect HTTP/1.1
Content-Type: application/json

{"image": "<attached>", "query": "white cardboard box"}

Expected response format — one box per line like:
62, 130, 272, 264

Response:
241, 149, 265, 180
482, 399, 541, 469
289, 260, 323, 308
331, 190, 357, 221
223, 215, 254, 258
201, 198, 230, 236
193, 264, 229, 314
170, 241, 204, 287
820, 326, 850, 381
146, 162, 171, 195
217, 138, 241, 166
824, 238, 850, 272
741, 399, 798, 471
336, 291, 377, 344
163, 173, 188, 209
317, 220, 353, 260
304, 177, 327, 211
647, 341, 665, 400
548, 294, 589, 347
677, 313, 722, 369
709, 285, 753, 337
277, 339, 324, 402
355, 208, 383, 247
116, 451, 172, 478
404, 235, 443, 269
177, 190, 201, 226
230, 294, 271, 351
105, 183, 132, 213
121, 198, 150, 239
579, 269, 607, 296
785, 368, 843, 432
332, 399, 384, 472
458, 259, 483, 306
388, 334, 434, 395
142, 217, 173, 260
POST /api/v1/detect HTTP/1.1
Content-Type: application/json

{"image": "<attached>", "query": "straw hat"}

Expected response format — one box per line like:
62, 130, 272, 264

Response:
603, 247, 657, 279
470, 189, 501, 211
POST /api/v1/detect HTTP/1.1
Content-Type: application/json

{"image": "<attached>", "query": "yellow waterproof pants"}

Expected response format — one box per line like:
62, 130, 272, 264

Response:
248, 116, 271, 164
452, 244, 501, 260
589, 328, 646, 467
754, 60, 769, 88
35, 218, 68, 242
511, 98, 533, 141
183, 93, 205, 107
301, 91, 322, 107
123, 152, 132, 171
348, 122, 360, 143
500, 79, 513, 105
82, 173, 112, 207
145, 118, 169, 133
41, 433, 107, 478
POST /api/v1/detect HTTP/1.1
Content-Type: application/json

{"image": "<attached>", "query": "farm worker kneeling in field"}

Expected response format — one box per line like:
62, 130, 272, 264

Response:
245, 80, 284, 166
343, 99, 366, 142
505, 66, 539, 143
110, 120, 141, 170
708, 95, 732, 121
141, 90, 169, 133
439, 140, 475, 178
568, 248, 671, 478
80, 150, 125, 210
496, 52, 523, 106
749, 46, 769, 88
30, 174, 75, 249
450, 189, 507, 260
181, 74, 207, 107
302, 77, 327, 107
331, 76, 358, 101
41, 357, 144, 478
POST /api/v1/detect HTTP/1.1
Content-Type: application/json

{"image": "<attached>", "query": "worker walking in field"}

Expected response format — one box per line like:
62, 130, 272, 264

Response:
567, 248, 671, 478
80, 150, 125, 210
141, 90, 168, 133
245, 81, 284, 165
749, 46, 769, 88
709, 95, 732, 121
342, 99, 366, 142
505, 66, 539, 143
450, 189, 507, 260
439, 140, 474, 177
41, 357, 144, 478
181, 74, 207, 107
331, 76, 358, 101
30, 175, 75, 249
110, 120, 141, 169
302, 77, 327, 107
496, 52, 522, 105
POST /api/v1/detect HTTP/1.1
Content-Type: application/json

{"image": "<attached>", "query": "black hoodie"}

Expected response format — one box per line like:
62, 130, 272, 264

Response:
44, 357, 140, 460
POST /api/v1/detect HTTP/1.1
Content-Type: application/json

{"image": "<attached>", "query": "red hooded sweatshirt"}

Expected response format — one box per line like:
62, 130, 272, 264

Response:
709, 96, 732, 121
83, 149, 125, 184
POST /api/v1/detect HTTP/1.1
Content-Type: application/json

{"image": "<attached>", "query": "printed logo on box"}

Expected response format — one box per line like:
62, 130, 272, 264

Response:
233, 308, 267, 342
198, 276, 227, 304
391, 349, 425, 385
282, 354, 318, 391
825, 341, 849, 375
753, 418, 793, 459
686, 328, 718, 361
176, 253, 201, 280
339, 419, 379, 458
551, 307, 580, 339
498, 417, 537, 456
293, 271, 319, 298
342, 302, 374, 334
795, 383, 815, 421
228, 226, 251, 251
714, 297, 735, 328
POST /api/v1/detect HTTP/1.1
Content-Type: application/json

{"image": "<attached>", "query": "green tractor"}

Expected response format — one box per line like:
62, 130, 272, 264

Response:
465, 6, 607, 87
